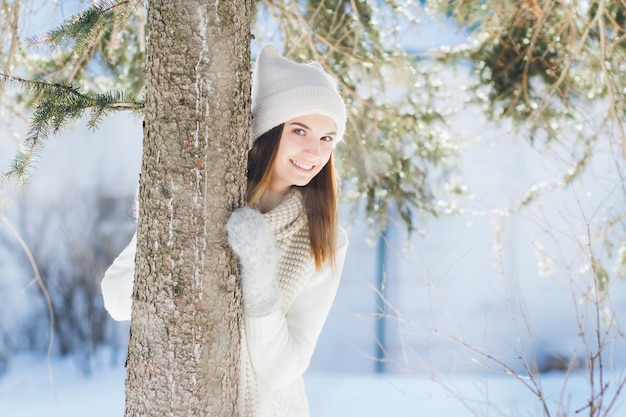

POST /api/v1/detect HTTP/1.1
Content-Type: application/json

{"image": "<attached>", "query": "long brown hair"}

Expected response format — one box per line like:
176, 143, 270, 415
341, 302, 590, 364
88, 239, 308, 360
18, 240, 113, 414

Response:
247, 124, 338, 270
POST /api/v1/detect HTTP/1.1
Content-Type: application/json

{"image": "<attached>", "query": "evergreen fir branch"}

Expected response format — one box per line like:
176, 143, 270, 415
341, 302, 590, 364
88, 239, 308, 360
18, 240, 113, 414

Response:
27, 1, 133, 57
0, 72, 83, 98
20, 0, 144, 95
1, 72, 142, 184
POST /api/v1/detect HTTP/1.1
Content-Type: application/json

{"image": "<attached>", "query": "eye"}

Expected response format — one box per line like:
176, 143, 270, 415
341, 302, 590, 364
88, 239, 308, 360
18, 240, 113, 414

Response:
320, 135, 334, 142
293, 128, 306, 136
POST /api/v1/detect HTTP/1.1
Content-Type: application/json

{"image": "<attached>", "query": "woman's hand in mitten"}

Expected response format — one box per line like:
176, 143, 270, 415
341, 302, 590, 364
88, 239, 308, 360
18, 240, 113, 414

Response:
226, 207, 279, 317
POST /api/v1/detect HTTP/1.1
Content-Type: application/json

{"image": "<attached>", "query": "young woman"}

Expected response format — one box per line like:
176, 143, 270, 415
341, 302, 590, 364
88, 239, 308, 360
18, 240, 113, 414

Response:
101, 44, 348, 417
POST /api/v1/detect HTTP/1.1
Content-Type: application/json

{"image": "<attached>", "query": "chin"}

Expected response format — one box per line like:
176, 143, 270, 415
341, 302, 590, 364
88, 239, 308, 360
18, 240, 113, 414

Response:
294, 178, 314, 187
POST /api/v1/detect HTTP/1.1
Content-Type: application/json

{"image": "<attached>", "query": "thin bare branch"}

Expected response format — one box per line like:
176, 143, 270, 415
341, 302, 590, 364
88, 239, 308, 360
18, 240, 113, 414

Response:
0, 213, 55, 391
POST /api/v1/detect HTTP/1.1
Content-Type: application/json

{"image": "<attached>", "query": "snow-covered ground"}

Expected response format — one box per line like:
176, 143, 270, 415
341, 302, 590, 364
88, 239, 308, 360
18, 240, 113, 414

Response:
2, 349, 624, 417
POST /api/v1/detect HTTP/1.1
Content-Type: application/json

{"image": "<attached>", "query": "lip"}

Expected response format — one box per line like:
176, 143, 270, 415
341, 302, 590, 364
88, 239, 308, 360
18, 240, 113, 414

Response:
290, 159, 315, 171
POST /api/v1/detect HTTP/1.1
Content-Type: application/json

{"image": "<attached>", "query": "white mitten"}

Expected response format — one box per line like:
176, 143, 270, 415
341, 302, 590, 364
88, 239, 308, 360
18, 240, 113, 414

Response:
226, 207, 279, 317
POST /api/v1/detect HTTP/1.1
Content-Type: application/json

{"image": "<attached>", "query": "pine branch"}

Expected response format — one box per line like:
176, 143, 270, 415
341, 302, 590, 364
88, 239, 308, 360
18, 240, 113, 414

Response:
24, 0, 142, 91
0, 72, 143, 184
27, 0, 132, 53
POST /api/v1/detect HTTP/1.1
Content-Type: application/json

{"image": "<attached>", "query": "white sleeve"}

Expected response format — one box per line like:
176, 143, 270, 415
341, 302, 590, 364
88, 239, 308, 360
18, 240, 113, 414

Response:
244, 228, 348, 388
101, 232, 137, 321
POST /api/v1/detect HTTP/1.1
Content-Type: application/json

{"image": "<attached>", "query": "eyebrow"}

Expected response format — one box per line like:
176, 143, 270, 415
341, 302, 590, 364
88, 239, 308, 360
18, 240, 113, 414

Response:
288, 122, 336, 136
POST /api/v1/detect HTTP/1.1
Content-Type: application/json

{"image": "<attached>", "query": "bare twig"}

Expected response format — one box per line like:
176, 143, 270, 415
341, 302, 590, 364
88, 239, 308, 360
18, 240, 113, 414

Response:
0, 213, 56, 392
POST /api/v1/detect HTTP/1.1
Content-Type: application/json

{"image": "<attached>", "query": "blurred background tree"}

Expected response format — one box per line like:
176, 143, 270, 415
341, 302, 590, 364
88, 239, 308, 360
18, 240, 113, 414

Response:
430, 0, 625, 168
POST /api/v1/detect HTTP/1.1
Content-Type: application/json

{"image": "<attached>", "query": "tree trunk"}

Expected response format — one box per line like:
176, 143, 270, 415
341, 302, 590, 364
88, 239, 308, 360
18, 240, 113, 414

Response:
125, 1, 250, 416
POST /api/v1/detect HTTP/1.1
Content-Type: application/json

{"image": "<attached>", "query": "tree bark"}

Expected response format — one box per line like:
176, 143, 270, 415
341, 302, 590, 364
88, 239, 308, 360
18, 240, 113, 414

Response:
125, 1, 250, 416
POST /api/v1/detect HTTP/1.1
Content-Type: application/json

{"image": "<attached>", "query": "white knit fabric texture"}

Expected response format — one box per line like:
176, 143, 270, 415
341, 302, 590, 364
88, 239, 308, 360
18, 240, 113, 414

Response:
226, 207, 280, 317
250, 44, 347, 146
240, 189, 315, 417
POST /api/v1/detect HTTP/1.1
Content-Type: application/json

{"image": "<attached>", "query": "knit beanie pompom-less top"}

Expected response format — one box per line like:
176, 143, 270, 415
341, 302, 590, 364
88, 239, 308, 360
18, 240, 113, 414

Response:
250, 44, 347, 146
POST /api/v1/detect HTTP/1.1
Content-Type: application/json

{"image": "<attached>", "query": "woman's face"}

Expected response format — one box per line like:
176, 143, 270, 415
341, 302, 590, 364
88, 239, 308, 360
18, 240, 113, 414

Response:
269, 114, 336, 195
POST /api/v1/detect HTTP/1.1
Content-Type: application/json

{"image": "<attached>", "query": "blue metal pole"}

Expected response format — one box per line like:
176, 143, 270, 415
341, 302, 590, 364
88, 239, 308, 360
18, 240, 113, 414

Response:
375, 225, 388, 373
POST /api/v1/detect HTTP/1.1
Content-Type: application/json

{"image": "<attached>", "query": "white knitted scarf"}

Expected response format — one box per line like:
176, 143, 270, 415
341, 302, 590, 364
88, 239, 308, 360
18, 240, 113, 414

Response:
241, 188, 314, 417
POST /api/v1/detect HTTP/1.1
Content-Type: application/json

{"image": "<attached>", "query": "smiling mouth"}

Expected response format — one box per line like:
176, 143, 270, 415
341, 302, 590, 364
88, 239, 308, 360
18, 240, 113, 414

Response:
290, 159, 315, 171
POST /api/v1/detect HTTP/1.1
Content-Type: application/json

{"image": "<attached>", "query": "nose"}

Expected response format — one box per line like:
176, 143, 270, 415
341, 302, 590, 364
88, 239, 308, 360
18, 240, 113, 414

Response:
303, 137, 320, 159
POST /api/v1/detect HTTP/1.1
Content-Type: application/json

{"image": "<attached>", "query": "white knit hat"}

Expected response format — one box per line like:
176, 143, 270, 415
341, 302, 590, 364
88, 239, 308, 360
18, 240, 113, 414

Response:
250, 44, 347, 146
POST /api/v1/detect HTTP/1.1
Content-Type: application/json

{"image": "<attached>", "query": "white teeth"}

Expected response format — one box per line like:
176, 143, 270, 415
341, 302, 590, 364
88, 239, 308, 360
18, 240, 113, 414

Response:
291, 159, 314, 170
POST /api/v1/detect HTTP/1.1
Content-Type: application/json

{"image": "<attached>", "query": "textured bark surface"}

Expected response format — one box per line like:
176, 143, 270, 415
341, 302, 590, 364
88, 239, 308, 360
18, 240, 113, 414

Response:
125, 1, 250, 416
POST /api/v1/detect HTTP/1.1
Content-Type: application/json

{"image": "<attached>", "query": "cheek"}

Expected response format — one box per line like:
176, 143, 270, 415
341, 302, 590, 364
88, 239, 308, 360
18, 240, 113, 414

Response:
274, 142, 291, 165
321, 149, 333, 166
